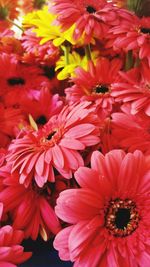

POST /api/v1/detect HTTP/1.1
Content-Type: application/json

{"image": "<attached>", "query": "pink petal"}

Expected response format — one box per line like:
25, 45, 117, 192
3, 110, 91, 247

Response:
0, 203, 3, 220
52, 145, 64, 168
60, 138, 85, 150
35, 152, 45, 176
65, 124, 95, 138
55, 189, 102, 224
45, 149, 52, 164
40, 197, 61, 234
53, 226, 73, 261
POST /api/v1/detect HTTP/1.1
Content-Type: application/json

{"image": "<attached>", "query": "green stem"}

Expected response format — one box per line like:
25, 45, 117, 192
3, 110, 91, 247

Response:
125, 50, 133, 71
63, 45, 70, 65
127, 0, 134, 11
134, 57, 140, 67
127, 0, 142, 14
7, 18, 24, 32
135, 0, 142, 14
84, 44, 92, 61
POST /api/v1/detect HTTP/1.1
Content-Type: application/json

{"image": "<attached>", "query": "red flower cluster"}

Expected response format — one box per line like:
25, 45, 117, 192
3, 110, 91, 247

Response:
0, 0, 150, 266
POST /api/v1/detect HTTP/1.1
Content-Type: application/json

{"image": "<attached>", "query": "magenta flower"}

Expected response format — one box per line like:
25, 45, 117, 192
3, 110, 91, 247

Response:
66, 57, 122, 118
54, 150, 150, 267
111, 61, 150, 116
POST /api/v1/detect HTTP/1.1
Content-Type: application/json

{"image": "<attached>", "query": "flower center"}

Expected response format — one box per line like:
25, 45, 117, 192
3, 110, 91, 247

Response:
93, 84, 109, 94
46, 131, 57, 140
105, 199, 140, 237
36, 115, 47, 125
7, 77, 25, 86
115, 208, 130, 229
140, 27, 150, 34
43, 66, 55, 80
86, 5, 96, 14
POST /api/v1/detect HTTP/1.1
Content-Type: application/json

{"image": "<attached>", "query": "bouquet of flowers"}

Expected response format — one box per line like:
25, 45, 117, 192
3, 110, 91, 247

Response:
0, 0, 150, 266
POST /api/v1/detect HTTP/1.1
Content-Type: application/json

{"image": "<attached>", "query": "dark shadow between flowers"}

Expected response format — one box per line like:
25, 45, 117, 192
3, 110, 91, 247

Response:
19, 237, 73, 267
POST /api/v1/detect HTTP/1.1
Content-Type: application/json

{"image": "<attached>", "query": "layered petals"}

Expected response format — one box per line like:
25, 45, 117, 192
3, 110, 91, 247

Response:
54, 150, 150, 267
6, 101, 100, 187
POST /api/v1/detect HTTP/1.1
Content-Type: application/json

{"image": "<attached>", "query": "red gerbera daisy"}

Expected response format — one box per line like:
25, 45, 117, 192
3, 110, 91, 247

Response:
0, 53, 50, 107
6, 101, 100, 187
111, 105, 150, 154
54, 149, 150, 267
0, 104, 24, 148
110, 16, 150, 65
111, 60, 150, 116
0, 224, 31, 267
66, 57, 122, 118
0, 149, 6, 167
21, 87, 63, 127
0, 202, 31, 266
0, 165, 62, 240
50, 0, 122, 43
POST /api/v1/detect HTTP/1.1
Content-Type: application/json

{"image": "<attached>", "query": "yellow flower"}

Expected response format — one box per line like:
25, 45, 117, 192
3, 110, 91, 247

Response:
56, 50, 100, 80
23, 6, 76, 46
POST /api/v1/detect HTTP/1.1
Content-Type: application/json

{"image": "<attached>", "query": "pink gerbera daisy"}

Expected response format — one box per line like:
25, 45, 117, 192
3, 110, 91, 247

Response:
0, 165, 62, 240
6, 101, 100, 187
65, 57, 122, 118
50, 0, 123, 43
111, 60, 150, 116
22, 29, 59, 66
54, 149, 150, 267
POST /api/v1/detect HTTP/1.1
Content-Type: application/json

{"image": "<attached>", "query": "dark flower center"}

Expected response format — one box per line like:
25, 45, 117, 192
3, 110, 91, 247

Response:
115, 208, 130, 229
140, 27, 150, 34
36, 115, 47, 125
105, 199, 140, 237
43, 66, 55, 80
7, 77, 25, 86
86, 5, 96, 14
94, 84, 109, 94
47, 131, 56, 140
